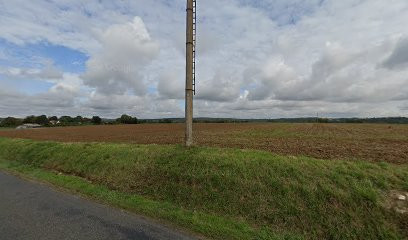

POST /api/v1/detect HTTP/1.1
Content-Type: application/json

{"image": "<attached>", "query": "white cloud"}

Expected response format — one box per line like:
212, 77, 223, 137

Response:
1, 0, 408, 118
81, 17, 159, 96
0, 63, 63, 81
196, 71, 242, 102
157, 71, 184, 100
0, 83, 77, 116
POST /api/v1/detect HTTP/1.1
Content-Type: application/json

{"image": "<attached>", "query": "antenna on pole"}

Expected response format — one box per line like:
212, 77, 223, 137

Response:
185, 0, 196, 146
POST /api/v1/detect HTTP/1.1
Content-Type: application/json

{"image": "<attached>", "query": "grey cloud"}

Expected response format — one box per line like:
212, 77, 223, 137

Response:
400, 102, 408, 111
230, 100, 306, 111
391, 83, 408, 101
309, 45, 354, 84
84, 94, 144, 111
157, 71, 184, 100
195, 72, 242, 102
0, 48, 6, 60
246, 41, 408, 105
82, 94, 183, 119
0, 87, 76, 117
383, 38, 408, 70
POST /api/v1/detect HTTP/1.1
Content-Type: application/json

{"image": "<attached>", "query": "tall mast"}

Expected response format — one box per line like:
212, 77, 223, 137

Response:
185, 0, 196, 146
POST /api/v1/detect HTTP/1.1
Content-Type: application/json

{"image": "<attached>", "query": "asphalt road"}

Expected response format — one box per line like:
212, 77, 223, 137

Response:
0, 171, 197, 240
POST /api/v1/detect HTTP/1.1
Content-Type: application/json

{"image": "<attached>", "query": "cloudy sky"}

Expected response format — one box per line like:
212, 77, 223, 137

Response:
1, 0, 408, 119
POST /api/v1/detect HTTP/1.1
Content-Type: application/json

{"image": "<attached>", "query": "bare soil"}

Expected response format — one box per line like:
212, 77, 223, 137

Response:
1, 123, 407, 164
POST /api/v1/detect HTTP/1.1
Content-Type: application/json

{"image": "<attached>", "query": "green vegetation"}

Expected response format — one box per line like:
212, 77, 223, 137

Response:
143, 117, 408, 124
23, 115, 49, 125
116, 114, 138, 124
91, 116, 102, 125
0, 117, 23, 127
0, 138, 407, 239
0, 114, 142, 128
268, 117, 408, 124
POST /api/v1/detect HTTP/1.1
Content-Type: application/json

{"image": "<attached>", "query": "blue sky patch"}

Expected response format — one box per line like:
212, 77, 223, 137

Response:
0, 74, 54, 95
0, 39, 87, 73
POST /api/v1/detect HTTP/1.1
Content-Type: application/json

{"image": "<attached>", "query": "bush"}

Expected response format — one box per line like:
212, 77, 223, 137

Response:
36, 115, 49, 125
74, 116, 83, 123
23, 115, 49, 125
117, 114, 138, 124
317, 118, 329, 123
92, 116, 102, 125
59, 116, 74, 123
48, 116, 58, 121
0, 117, 23, 127
23, 115, 37, 124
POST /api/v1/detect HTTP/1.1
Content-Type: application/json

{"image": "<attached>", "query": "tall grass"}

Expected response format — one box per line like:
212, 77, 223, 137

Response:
0, 138, 407, 239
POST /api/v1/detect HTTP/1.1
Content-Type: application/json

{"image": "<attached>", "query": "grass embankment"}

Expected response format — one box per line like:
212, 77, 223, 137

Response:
0, 138, 407, 239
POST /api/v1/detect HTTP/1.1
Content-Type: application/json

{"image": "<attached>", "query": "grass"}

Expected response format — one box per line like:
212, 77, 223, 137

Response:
0, 137, 407, 239
0, 127, 14, 131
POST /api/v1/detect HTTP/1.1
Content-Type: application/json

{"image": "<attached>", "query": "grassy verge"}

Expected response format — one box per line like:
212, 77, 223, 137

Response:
0, 137, 407, 239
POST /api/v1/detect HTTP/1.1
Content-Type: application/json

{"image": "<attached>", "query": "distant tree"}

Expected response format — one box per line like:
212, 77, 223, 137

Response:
59, 116, 74, 123
159, 119, 172, 124
49, 116, 58, 121
92, 116, 102, 125
117, 114, 138, 124
0, 117, 23, 127
23, 115, 37, 124
22, 115, 49, 125
82, 117, 91, 123
317, 118, 329, 123
35, 115, 49, 125
345, 118, 364, 123
74, 116, 83, 123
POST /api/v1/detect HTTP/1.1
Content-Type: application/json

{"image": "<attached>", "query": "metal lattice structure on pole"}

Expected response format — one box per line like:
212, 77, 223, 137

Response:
185, 0, 196, 146
192, 0, 197, 95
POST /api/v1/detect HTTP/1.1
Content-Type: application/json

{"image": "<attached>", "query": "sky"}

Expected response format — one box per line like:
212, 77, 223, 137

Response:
1, 0, 408, 119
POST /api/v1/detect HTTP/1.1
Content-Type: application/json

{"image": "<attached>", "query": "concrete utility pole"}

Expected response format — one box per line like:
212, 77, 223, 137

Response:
185, 0, 195, 146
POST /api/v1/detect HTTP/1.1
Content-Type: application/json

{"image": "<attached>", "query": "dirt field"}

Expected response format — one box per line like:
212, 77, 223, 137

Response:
0, 123, 407, 164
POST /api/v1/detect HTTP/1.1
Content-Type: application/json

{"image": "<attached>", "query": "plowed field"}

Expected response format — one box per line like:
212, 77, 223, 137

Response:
1, 123, 407, 164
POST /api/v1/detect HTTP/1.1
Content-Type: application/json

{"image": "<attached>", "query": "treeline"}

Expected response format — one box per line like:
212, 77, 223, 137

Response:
139, 117, 408, 124
0, 114, 139, 128
267, 117, 408, 124
140, 117, 408, 124
138, 118, 251, 124
331, 117, 408, 124
2, 116, 408, 128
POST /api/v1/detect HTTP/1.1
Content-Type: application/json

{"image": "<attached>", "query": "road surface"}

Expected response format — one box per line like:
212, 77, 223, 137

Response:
0, 171, 197, 240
